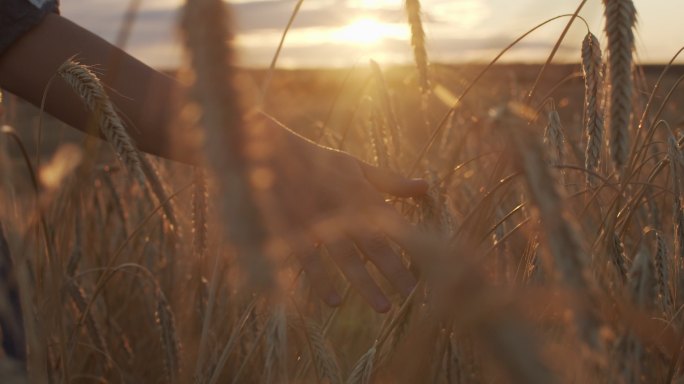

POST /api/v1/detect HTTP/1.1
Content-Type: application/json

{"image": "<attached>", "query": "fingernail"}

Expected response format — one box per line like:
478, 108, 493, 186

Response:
376, 297, 391, 313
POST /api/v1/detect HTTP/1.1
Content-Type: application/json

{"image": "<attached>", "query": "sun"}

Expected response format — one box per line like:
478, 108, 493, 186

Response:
335, 18, 393, 46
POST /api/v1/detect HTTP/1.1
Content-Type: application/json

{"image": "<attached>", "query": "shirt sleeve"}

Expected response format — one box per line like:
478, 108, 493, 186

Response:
0, 0, 60, 56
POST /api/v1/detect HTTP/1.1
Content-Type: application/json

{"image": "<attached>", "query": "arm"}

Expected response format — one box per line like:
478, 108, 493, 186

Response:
0, 13, 194, 163
0, 12, 428, 312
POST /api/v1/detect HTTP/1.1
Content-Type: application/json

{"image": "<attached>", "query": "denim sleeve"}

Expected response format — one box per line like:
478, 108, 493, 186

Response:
0, 0, 60, 56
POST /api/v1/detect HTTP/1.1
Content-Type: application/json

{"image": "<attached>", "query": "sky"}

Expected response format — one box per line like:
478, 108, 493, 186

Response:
60, 0, 684, 69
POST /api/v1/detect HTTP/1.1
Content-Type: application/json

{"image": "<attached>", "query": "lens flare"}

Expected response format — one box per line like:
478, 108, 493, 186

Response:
335, 18, 399, 46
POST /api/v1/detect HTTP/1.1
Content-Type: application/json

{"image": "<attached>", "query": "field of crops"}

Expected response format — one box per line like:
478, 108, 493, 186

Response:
2, 0, 684, 382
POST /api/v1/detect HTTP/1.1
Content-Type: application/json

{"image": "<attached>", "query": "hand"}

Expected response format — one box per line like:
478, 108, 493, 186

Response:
254, 113, 428, 312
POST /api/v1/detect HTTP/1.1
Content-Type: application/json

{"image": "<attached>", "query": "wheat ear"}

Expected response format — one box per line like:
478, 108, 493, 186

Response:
602, 0, 636, 172
653, 231, 671, 313
139, 154, 179, 231
303, 320, 343, 384
58, 60, 145, 183
405, 0, 430, 93
346, 346, 376, 384
581, 32, 604, 185
263, 306, 288, 383
543, 105, 565, 169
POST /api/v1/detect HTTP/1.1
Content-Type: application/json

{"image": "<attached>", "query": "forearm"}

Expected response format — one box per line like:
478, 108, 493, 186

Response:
0, 14, 197, 163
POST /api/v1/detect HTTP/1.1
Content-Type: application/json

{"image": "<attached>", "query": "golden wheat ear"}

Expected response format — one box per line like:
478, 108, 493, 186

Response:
543, 102, 565, 169
405, 0, 430, 94
57, 59, 145, 184
602, 0, 637, 173
581, 32, 604, 186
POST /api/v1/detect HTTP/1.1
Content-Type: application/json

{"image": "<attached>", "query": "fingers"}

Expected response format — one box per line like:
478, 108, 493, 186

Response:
287, 178, 426, 312
325, 240, 391, 313
358, 161, 429, 198
353, 234, 416, 298
294, 242, 342, 307
364, 204, 437, 271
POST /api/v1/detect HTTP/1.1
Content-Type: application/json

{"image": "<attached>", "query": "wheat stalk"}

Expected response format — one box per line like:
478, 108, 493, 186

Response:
668, 136, 684, 263
57, 60, 145, 184
0, 223, 26, 362
65, 209, 83, 277
581, 32, 604, 185
507, 107, 600, 349
369, 101, 389, 168
192, 166, 209, 321
526, 234, 543, 284
370, 60, 401, 161
66, 281, 110, 370
192, 167, 208, 261
667, 135, 684, 308
645, 187, 662, 226
405, 0, 430, 93
602, 0, 637, 172
100, 169, 130, 237
139, 154, 178, 232
418, 174, 454, 236
628, 248, 655, 310
388, 295, 415, 352
181, 0, 273, 291
155, 289, 181, 384
610, 232, 628, 283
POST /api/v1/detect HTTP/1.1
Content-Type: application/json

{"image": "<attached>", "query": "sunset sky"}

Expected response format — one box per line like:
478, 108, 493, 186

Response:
60, 0, 684, 69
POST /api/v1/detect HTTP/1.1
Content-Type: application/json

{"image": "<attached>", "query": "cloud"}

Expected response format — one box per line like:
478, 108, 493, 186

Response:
230, 0, 405, 31
236, 32, 576, 68
59, 0, 681, 67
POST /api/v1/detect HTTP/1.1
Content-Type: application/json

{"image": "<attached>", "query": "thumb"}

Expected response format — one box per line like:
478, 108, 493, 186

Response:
358, 162, 429, 197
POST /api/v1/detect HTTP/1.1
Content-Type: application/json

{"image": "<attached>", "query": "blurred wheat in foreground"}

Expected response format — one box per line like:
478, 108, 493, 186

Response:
3, 0, 684, 383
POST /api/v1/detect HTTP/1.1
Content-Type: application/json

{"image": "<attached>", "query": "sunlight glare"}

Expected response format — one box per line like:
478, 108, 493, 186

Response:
334, 18, 399, 46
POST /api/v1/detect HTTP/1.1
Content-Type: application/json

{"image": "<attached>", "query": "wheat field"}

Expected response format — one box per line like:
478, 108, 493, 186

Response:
2, 0, 684, 382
